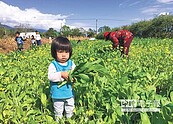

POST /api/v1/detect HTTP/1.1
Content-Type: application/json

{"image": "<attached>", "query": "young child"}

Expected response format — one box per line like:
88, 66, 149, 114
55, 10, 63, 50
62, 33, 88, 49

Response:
31, 35, 36, 47
15, 31, 24, 51
48, 36, 76, 121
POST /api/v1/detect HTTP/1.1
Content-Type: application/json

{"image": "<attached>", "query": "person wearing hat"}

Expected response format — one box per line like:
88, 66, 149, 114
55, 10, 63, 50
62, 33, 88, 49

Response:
104, 30, 133, 58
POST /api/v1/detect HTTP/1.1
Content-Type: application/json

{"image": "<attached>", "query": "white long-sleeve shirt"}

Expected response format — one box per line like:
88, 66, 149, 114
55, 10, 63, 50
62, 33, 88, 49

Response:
48, 61, 76, 82
35, 34, 41, 40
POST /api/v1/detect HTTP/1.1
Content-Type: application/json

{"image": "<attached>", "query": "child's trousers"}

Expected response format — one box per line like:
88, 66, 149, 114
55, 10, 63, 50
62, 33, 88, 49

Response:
53, 97, 74, 120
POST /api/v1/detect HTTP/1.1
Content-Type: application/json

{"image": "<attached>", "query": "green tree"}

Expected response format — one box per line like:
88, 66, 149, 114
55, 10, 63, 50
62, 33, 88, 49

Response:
98, 25, 111, 33
111, 27, 121, 31
0, 27, 5, 38
44, 28, 58, 38
129, 21, 152, 38
71, 28, 83, 37
95, 32, 104, 39
87, 28, 95, 37
128, 15, 173, 38
61, 25, 71, 37
149, 15, 173, 38
0, 26, 15, 38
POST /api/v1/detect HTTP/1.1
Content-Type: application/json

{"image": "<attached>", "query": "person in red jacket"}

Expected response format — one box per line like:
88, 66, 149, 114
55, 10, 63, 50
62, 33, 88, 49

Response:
104, 30, 133, 58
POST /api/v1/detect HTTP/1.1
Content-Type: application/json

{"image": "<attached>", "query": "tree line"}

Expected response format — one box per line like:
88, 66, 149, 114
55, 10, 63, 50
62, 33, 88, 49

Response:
96, 15, 173, 39
44, 26, 95, 38
0, 15, 173, 39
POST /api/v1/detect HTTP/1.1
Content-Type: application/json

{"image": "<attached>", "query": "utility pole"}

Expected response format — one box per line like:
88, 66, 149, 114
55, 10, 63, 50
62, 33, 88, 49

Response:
60, 22, 63, 35
96, 19, 98, 35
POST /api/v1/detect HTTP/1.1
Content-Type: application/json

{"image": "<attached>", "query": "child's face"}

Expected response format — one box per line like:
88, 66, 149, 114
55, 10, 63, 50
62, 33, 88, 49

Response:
56, 50, 70, 63
16, 33, 19, 37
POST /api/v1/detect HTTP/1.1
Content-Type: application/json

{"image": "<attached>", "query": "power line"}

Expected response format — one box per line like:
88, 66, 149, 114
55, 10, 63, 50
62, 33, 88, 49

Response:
9, 18, 133, 32
65, 18, 129, 21
97, 18, 128, 21
64, 18, 96, 20
28, 18, 129, 21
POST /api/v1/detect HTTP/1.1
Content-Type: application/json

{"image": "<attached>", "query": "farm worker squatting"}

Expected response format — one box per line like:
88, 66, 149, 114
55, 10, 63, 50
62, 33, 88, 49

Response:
104, 30, 134, 58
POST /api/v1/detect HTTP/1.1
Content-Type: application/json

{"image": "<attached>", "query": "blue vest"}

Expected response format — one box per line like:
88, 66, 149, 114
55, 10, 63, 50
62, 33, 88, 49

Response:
50, 60, 73, 99
16, 37, 23, 44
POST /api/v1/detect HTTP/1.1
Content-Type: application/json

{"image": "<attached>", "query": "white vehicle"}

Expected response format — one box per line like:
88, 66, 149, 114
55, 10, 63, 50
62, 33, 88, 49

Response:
20, 32, 36, 39
89, 38, 96, 41
25, 32, 36, 38
19, 32, 26, 39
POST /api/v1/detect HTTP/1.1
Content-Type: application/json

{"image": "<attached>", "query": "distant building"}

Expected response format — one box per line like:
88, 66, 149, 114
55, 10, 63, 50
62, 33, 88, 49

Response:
19, 32, 26, 39
20, 32, 36, 39
25, 32, 36, 38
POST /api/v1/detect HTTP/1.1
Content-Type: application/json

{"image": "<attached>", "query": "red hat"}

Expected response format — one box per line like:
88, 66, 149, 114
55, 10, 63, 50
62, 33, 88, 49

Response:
104, 32, 110, 40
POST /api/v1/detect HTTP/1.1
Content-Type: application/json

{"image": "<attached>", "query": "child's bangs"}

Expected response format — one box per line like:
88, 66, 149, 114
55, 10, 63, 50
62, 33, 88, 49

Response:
56, 43, 71, 52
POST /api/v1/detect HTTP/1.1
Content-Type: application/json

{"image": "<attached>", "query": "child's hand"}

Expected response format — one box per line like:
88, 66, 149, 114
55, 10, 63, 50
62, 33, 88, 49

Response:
61, 72, 69, 81
71, 78, 76, 83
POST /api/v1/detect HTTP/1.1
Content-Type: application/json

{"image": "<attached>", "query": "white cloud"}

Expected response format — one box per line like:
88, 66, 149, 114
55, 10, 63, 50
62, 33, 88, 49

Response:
69, 22, 93, 30
119, 0, 131, 7
142, 4, 173, 16
142, 7, 159, 15
0, 1, 68, 31
131, 18, 141, 22
157, 0, 173, 3
128, 1, 141, 7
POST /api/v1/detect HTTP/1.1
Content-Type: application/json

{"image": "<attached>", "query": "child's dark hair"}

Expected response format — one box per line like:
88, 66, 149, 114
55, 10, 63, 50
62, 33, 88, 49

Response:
15, 31, 20, 35
51, 36, 72, 60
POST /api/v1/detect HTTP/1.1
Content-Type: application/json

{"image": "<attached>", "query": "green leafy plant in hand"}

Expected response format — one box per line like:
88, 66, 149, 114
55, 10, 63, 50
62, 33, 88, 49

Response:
58, 59, 109, 88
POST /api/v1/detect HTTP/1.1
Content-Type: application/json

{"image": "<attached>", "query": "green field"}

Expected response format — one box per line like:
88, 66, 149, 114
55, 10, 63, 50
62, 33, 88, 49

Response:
0, 38, 173, 124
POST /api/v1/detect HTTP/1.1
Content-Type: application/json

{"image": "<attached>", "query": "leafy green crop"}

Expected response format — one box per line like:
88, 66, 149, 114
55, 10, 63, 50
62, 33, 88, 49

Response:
58, 59, 109, 88
0, 38, 173, 124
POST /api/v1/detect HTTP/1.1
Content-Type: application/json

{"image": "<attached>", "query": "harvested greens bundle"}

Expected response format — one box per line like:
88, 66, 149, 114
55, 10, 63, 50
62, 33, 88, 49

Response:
58, 59, 109, 88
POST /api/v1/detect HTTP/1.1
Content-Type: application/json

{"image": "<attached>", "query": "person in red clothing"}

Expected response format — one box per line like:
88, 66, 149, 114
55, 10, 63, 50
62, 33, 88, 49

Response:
104, 30, 133, 58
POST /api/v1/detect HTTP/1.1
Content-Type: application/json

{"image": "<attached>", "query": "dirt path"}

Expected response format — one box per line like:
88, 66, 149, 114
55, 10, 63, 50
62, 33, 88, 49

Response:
0, 36, 89, 54
0, 37, 51, 54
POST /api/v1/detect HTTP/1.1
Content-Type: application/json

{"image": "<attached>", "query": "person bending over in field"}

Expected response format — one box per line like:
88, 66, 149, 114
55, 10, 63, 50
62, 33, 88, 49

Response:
104, 30, 134, 58
48, 36, 76, 122
15, 31, 25, 51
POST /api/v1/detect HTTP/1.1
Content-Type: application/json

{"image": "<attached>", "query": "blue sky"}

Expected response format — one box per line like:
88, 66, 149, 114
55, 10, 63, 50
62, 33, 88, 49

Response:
0, 0, 173, 31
